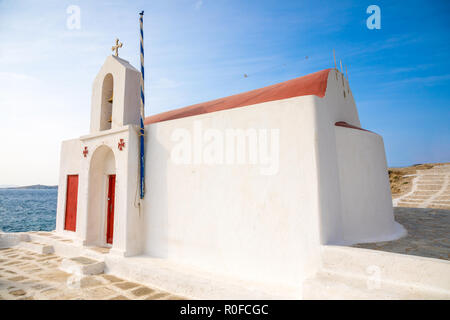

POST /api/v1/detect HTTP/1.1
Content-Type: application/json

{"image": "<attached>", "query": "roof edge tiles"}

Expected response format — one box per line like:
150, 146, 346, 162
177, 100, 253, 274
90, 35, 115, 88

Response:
144, 68, 332, 125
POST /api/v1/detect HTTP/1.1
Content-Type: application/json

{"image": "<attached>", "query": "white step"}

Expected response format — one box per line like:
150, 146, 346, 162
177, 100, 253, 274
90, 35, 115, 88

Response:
303, 245, 450, 299
60, 256, 105, 275
302, 271, 446, 299
66, 273, 106, 289
321, 246, 450, 291
19, 241, 54, 254
0, 232, 30, 248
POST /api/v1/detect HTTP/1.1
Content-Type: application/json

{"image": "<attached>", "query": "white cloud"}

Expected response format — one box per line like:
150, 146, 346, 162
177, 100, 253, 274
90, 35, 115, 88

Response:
382, 73, 450, 88
195, 0, 203, 10
153, 77, 182, 89
0, 72, 37, 82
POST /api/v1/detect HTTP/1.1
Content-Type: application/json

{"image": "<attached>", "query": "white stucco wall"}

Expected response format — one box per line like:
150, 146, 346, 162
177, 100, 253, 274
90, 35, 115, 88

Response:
143, 95, 324, 288
138, 69, 402, 288
335, 126, 406, 243
80, 127, 142, 256
311, 70, 361, 245
56, 126, 142, 256
305, 70, 403, 246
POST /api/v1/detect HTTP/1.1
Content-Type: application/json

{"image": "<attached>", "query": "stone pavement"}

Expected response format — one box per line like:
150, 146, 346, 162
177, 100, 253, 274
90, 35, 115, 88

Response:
0, 247, 186, 300
353, 207, 450, 261
393, 164, 450, 210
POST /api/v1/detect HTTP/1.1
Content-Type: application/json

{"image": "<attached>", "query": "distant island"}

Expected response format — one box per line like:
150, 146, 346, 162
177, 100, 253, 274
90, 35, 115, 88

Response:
3, 184, 58, 190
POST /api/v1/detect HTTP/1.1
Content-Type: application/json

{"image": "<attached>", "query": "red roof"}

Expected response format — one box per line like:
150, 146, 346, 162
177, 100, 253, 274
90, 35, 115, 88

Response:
144, 68, 331, 125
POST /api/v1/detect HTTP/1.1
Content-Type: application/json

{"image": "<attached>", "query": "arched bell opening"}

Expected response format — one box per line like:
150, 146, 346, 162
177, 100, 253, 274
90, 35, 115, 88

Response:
100, 73, 114, 131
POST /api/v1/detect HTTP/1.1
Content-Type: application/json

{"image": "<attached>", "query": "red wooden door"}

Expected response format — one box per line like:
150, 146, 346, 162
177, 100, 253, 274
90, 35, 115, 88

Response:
64, 175, 79, 231
106, 174, 116, 244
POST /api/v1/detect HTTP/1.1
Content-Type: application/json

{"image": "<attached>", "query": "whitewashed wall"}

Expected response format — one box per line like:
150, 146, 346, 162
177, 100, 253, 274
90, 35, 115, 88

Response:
140, 69, 403, 288
56, 126, 142, 256
143, 95, 322, 288
335, 126, 406, 243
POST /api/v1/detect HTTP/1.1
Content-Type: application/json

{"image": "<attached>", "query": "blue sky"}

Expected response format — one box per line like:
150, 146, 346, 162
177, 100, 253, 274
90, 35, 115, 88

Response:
0, 0, 449, 185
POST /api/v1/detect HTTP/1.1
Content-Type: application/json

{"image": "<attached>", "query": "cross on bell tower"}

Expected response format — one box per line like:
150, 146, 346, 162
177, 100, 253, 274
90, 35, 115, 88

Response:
112, 38, 123, 57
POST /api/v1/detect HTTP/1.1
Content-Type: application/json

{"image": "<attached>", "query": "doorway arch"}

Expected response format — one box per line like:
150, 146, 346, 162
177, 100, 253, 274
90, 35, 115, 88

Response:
86, 145, 116, 246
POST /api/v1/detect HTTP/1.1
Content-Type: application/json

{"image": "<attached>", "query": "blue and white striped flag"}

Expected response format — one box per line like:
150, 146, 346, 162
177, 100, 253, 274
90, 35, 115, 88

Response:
139, 11, 145, 199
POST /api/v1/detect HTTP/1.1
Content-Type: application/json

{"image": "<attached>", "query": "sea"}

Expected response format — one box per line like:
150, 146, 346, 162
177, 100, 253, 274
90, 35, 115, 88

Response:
0, 189, 57, 232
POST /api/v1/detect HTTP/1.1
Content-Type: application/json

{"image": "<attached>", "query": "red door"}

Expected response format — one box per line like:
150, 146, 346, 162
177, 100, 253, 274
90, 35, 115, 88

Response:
64, 175, 79, 231
106, 174, 116, 244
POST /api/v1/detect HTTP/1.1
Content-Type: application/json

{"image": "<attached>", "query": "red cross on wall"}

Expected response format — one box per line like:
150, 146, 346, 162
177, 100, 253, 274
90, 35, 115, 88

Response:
118, 139, 125, 151
83, 146, 88, 157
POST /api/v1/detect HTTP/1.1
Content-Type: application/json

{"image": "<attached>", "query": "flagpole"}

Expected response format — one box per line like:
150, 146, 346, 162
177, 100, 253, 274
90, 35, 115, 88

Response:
139, 11, 145, 199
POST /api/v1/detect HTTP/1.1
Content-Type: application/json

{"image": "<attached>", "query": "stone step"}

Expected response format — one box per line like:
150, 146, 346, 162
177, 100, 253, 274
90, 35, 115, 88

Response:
411, 191, 436, 196
417, 169, 450, 174
0, 232, 30, 248
19, 241, 54, 254
303, 246, 450, 299
417, 186, 442, 191
60, 256, 105, 275
66, 273, 107, 289
397, 202, 424, 208
302, 271, 448, 299
401, 199, 423, 202
418, 174, 446, 177
320, 246, 450, 294
429, 204, 450, 209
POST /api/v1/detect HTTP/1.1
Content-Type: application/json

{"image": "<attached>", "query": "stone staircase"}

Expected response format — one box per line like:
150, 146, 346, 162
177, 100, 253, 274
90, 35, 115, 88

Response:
393, 165, 450, 209
302, 246, 450, 299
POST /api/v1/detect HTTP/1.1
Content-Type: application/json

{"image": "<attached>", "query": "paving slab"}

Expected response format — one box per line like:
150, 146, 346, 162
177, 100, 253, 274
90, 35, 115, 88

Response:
0, 247, 185, 300
354, 207, 449, 260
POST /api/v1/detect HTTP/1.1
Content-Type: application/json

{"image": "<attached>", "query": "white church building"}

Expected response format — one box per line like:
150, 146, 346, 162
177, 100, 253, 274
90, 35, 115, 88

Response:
53, 53, 409, 298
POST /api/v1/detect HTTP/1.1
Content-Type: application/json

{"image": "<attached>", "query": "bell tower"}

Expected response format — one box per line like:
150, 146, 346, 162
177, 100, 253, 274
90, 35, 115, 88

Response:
89, 53, 141, 133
